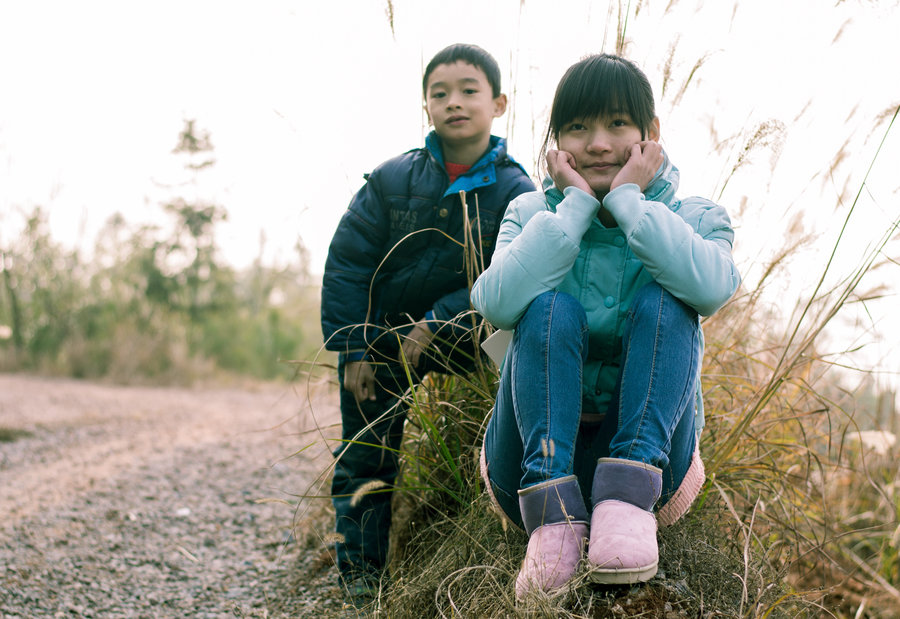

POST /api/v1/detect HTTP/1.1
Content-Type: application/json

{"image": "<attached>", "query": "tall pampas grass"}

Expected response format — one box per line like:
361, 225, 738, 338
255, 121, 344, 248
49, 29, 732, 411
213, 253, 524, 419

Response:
286, 3, 900, 616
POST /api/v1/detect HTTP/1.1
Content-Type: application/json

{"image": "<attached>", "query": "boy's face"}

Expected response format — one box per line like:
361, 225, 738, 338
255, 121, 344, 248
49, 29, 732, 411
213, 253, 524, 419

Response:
424, 61, 507, 149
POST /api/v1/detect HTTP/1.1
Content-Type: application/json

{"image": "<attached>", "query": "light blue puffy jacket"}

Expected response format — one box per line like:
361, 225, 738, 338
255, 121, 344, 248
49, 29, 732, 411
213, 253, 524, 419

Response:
470, 150, 741, 426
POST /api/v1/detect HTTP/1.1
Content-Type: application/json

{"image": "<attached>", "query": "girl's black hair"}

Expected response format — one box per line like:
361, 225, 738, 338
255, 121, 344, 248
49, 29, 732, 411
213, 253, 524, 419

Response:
423, 44, 502, 98
540, 54, 657, 166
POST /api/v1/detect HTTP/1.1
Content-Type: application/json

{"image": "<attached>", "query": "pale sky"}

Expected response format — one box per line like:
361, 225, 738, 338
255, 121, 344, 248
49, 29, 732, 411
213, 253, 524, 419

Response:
1, 0, 899, 383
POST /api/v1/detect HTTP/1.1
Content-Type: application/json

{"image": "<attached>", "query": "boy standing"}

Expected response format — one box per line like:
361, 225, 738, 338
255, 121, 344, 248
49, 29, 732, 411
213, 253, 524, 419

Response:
320, 43, 534, 606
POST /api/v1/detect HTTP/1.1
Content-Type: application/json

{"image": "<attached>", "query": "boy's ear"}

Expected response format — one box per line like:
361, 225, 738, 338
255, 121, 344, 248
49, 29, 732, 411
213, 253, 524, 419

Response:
424, 104, 433, 126
493, 93, 508, 118
648, 117, 661, 142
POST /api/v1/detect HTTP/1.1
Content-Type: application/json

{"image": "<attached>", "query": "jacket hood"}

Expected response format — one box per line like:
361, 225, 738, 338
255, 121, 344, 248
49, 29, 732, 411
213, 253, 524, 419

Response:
644, 147, 679, 205
425, 131, 529, 198
425, 131, 506, 169
542, 146, 680, 208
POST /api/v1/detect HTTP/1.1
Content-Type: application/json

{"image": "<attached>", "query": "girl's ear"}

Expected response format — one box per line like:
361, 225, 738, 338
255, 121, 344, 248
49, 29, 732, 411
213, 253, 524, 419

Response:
648, 117, 661, 142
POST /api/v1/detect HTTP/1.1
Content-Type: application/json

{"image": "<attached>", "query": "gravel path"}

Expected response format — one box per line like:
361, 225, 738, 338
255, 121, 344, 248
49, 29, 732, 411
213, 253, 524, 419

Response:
0, 373, 352, 618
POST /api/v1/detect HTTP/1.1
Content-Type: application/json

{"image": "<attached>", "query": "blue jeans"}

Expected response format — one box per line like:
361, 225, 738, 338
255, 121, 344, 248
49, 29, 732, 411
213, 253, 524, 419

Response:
483, 282, 701, 527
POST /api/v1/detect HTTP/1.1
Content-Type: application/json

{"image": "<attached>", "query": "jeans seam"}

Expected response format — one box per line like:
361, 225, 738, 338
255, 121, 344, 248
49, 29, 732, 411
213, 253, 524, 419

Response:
541, 293, 555, 479
623, 285, 663, 461
660, 311, 700, 456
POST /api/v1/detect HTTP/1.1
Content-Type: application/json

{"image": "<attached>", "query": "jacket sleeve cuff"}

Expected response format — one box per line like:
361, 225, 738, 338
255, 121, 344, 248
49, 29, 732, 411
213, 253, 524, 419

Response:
423, 310, 439, 333
601, 183, 645, 233
341, 350, 369, 362
557, 186, 602, 239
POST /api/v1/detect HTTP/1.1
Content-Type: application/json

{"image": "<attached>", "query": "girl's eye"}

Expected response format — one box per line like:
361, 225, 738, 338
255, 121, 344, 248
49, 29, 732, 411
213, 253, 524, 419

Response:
566, 123, 586, 131
610, 118, 630, 128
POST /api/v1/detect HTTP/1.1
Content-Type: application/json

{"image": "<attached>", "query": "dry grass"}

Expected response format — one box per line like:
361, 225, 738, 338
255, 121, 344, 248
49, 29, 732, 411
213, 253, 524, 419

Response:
380, 491, 813, 617
694, 107, 900, 618
296, 7, 900, 614
292, 130, 899, 619
305, 113, 899, 616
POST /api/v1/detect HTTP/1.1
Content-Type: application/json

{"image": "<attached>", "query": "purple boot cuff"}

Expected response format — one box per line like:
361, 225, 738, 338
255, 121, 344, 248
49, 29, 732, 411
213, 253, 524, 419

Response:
591, 458, 662, 511
518, 476, 589, 536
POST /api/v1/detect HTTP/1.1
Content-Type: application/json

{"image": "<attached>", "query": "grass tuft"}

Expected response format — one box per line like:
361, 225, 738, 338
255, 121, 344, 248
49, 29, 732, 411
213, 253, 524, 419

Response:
0, 426, 33, 443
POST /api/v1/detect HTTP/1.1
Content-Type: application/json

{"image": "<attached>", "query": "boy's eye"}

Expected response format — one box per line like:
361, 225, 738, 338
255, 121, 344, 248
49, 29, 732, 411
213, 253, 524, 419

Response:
463, 88, 478, 95
431, 91, 446, 99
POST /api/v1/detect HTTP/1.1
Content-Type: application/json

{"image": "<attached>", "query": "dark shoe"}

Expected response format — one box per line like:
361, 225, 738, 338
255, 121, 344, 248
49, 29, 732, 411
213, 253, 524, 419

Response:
341, 572, 380, 610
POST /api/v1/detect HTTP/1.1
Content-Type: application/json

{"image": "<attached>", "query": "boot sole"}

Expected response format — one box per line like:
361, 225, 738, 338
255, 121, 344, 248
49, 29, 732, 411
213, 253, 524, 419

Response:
587, 561, 658, 584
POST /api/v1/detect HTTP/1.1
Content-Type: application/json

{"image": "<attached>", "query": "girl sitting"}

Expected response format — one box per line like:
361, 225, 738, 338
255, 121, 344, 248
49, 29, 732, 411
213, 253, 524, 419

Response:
471, 53, 741, 597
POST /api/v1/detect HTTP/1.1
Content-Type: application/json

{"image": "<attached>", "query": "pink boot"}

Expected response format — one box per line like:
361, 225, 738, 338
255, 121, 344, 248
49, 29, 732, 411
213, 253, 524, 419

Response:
587, 458, 662, 584
515, 476, 589, 599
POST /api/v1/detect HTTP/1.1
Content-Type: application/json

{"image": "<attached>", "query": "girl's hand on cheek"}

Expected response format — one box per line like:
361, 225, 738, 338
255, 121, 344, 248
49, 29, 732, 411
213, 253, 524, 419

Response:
548, 149, 595, 198
611, 141, 663, 193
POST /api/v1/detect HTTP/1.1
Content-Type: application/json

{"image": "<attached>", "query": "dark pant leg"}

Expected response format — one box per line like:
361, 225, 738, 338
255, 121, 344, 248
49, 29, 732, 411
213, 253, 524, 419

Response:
331, 322, 482, 577
332, 358, 407, 578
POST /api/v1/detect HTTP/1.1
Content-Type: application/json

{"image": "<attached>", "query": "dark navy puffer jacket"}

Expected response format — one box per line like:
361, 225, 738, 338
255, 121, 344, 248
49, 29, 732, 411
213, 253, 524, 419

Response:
321, 132, 535, 357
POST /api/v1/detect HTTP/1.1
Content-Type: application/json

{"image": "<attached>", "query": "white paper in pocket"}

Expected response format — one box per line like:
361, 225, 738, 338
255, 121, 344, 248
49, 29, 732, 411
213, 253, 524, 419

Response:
480, 329, 513, 366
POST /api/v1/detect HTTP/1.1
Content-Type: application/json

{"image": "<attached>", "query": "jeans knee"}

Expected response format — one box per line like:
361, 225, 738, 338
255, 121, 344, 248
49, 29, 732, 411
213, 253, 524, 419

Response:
521, 291, 587, 337
631, 281, 696, 327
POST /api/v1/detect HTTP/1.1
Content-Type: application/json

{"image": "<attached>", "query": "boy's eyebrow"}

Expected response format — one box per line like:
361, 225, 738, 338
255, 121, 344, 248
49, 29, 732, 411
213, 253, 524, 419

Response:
427, 77, 482, 91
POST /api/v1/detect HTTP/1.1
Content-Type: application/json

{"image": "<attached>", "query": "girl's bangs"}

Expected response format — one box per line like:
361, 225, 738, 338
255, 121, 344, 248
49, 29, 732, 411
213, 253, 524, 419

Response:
561, 81, 628, 124
551, 59, 645, 133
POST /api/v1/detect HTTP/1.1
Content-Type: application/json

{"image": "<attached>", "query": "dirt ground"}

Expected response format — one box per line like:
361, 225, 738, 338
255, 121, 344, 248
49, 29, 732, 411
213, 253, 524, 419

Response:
0, 373, 353, 618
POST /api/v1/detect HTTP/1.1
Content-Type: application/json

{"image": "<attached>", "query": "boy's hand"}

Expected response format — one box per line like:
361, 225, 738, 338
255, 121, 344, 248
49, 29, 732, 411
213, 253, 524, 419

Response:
547, 149, 594, 197
401, 321, 434, 368
611, 141, 663, 193
344, 361, 376, 403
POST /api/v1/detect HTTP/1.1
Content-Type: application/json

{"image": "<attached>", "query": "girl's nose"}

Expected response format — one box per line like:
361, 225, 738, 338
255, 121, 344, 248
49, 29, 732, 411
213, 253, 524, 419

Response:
586, 130, 612, 153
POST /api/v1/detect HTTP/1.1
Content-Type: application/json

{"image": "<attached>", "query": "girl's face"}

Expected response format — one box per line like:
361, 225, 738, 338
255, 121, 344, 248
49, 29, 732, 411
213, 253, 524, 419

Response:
556, 113, 659, 197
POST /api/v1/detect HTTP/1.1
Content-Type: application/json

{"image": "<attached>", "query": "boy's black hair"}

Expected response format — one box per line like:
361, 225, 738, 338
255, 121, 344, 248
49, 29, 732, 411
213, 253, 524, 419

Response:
422, 43, 502, 98
545, 53, 657, 144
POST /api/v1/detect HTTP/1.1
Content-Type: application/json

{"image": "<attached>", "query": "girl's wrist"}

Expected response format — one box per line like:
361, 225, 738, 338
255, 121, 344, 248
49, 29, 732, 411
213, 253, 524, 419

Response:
602, 184, 643, 232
